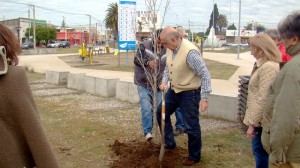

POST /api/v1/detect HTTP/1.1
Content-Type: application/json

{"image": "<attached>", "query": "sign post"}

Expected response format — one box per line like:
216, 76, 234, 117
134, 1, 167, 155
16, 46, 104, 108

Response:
118, 0, 136, 66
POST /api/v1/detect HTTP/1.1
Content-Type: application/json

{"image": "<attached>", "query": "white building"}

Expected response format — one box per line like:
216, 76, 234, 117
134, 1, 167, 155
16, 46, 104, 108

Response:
136, 11, 161, 40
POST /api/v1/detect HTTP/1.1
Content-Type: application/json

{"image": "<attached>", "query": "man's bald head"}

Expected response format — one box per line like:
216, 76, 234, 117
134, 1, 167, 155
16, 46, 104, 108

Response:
160, 26, 181, 50
160, 26, 180, 42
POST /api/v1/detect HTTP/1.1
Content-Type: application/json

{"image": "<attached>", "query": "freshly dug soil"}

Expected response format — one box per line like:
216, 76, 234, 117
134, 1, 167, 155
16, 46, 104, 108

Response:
110, 139, 191, 168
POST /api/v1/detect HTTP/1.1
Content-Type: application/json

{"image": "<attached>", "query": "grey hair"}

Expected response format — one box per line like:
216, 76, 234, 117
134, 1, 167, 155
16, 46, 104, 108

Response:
265, 29, 281, 40
176, 27, 186, 38
278, 10, 300, 39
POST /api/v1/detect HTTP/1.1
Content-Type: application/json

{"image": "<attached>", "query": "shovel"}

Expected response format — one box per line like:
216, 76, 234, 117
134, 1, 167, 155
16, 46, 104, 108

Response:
159, 88, 166, 163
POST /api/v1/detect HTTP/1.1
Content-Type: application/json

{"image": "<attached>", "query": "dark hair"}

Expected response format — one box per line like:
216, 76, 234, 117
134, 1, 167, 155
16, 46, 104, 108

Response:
0, 24, 21, 65
153, 28, 163, 41
278, 10, 300, 39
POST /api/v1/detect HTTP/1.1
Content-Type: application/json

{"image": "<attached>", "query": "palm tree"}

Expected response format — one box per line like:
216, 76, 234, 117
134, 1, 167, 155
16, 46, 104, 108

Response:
104, 2, 118, 47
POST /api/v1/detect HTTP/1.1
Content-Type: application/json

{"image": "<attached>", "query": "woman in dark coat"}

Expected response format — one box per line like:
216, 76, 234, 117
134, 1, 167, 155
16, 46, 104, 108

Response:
0, 24, 59, 168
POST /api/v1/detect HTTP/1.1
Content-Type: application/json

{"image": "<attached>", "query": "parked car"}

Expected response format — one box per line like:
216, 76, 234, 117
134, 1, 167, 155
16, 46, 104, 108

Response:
240, 42, 249, 47
229, 42, 239, 47
221, 43, 230, 47
59, 41, 71, 48
21, 42, 34, 49
47, 41, 60, 48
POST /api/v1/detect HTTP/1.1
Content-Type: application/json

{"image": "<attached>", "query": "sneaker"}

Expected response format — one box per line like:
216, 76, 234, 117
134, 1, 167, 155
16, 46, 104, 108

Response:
145, 132, 153, 141
174, 128, 185, 136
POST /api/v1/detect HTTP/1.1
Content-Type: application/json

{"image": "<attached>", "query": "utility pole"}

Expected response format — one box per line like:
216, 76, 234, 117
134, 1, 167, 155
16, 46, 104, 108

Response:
189, 20, 194, 42
100, 25, 102, 42
63, 16, 67, 41
237, 0, 241, 59
88, 15, 92, 43
189, 20, 190, 40
32, 5, 36, 50
176, 14, 178, 27
212, 0, 214, 50
28, 8, 30, 42
96, 22, 97, 42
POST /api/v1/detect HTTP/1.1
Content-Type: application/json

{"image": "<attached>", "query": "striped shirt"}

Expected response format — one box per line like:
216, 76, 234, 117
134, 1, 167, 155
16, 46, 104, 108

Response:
162, 45, 212, 100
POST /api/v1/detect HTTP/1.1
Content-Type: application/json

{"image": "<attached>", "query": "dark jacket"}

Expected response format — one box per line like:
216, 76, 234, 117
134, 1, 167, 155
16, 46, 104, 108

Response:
134, 40, 166, 89
261, 43, 300, 164
0, 66, 59, 168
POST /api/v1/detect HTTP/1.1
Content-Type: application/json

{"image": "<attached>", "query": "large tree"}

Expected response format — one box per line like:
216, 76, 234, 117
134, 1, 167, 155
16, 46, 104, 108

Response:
244, 22, 253, 30
104, 2, 118, 45
205, 3, 219, 35
244, 22, 266, 33
256, 24, 266, 33
216, 14, 228, 33
61, 18, 66, 28
227, 23, 237, 30
25, 25, 56, 43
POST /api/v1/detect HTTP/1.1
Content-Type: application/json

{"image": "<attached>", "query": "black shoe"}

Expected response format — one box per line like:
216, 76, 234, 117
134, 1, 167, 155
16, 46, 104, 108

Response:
174, 128, 185, 136
165, 144, 176, 150
182, 158, 199, 166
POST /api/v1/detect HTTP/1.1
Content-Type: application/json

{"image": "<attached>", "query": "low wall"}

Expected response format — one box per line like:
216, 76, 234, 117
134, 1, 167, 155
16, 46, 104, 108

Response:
46, 70, 69, 85
116, 80, 139, 104
67, 72, 86, 91
21, 48, 57, 55
204, 93, 238, 121
45, 70, 238, 122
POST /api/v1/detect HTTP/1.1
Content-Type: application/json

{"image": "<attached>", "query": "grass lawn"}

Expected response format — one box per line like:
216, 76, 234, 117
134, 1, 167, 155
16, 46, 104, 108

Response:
59, 52, 239, 80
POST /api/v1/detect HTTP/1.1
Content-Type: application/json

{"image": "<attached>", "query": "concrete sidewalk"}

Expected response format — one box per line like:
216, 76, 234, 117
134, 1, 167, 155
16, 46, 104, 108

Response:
18, 51, 255, 96
203, 51, 255, 95
18, 53, 134, 81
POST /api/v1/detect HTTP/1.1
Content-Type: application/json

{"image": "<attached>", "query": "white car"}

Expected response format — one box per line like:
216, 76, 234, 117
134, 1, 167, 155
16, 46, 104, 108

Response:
47, 41, 60, 48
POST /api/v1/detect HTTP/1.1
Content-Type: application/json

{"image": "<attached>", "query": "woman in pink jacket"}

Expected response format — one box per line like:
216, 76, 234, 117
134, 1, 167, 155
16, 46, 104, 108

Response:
243, 33, 281, 168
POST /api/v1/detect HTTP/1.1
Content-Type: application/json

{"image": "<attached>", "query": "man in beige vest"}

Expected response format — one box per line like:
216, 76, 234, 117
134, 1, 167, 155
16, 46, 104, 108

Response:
171, 27, 187, 136
157, 26, 212, 166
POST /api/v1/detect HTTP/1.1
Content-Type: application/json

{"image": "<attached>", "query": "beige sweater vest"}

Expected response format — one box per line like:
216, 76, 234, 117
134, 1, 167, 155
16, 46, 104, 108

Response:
166, 39, 201, 93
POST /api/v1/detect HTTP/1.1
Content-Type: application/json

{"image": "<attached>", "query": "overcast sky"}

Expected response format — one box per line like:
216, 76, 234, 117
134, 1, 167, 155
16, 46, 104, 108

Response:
1, 0, 299, 32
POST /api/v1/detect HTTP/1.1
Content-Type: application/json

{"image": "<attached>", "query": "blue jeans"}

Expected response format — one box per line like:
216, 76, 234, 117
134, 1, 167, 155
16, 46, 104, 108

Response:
157, 88, 201, 162
175, 108, 185, 130
137, 85, 162, 136
252, 127, 269, 168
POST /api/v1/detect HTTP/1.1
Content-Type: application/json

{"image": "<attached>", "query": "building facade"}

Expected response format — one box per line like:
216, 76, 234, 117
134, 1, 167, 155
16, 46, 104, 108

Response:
0, 18, 47, 44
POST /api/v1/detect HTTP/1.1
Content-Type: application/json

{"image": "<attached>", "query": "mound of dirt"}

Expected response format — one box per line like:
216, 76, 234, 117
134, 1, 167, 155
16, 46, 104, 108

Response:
110, 139, 189, 168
